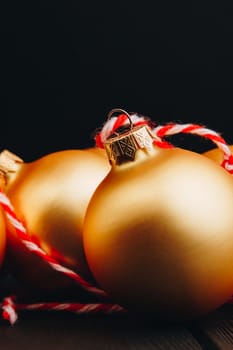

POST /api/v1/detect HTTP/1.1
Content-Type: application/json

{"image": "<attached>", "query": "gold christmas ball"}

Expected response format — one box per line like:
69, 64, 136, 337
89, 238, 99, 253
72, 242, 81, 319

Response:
203, 145, 233, 164
83, 124, 233, 321
0, 148, 110, 293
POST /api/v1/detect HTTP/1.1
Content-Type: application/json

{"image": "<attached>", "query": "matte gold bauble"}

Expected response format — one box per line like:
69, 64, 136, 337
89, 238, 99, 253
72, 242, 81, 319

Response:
83, 124, 233, 321
203, 146, 233, 164
0, 148, 110, 293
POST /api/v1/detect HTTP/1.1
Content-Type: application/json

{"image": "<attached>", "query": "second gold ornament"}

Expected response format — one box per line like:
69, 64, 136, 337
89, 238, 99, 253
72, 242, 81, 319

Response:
83, 109, 233, 321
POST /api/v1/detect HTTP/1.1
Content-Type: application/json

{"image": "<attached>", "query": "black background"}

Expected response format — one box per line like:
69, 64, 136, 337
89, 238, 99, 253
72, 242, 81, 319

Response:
1, 1, 233, 162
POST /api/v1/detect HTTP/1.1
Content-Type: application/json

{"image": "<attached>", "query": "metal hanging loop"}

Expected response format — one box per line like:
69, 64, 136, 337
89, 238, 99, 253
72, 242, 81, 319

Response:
106, 108, 133, 131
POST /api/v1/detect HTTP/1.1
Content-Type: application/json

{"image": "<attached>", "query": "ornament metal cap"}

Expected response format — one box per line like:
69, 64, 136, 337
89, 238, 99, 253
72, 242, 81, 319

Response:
104, 109, 155, 165
0, 149, 23, 175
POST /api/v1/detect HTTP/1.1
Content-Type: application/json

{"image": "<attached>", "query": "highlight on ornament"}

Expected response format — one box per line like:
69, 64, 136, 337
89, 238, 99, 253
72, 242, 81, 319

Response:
1, 107, 233, 325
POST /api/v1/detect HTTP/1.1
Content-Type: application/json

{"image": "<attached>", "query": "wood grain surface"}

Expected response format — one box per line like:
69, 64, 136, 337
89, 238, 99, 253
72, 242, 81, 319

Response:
0, 304, 233, 349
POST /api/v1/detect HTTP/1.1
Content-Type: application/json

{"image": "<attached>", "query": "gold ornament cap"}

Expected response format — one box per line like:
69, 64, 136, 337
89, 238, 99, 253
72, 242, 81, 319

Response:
104, 109, 155, 165
0, 149, 23, 175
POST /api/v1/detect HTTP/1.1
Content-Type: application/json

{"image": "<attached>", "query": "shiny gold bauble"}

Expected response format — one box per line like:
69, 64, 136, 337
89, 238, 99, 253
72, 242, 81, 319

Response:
83, 124, 233, 321
203, 145, 233, 165
0, 148, 110, 293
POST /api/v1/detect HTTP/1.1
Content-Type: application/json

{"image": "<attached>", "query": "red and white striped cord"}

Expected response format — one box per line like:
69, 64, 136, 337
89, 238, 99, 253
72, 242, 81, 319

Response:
95, 112, 233, 172
0, 191, 126, 324
1, 296, 126, 326
0, 190, 107, 298
1, 296, 18, 325
152, 123, 233, 173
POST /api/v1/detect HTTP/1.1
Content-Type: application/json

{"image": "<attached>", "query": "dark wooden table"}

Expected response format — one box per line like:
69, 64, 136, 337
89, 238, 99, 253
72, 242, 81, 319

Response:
1, 271, 233, 349
1, 300, 233, 349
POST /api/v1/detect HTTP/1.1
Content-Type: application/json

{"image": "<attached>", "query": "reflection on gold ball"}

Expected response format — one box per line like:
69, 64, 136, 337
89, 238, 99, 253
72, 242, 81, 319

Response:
0, 148, 110, 294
